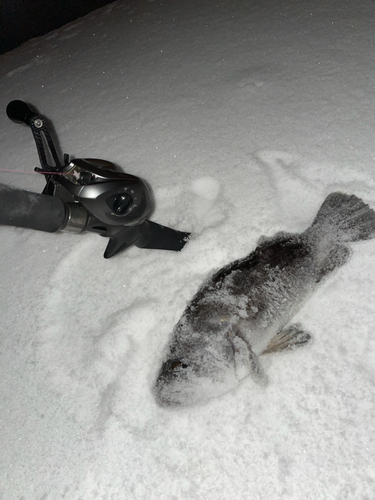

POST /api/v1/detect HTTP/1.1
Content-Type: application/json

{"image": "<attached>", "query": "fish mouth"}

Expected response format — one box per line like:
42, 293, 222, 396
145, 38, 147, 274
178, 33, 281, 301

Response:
155, 394, 183, 408
154, 385, 184, 407
155, 392, 203, 408
153, 375, 183, 407
154, 371, 204, 407
154, 375, 212, 408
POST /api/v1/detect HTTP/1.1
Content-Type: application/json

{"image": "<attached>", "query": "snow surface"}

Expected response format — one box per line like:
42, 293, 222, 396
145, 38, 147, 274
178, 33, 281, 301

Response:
1, 0, 375, 498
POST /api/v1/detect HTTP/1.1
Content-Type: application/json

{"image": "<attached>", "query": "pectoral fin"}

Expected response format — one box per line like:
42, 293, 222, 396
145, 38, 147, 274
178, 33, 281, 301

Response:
230, 333, 268, 385
262, 323, 312, 355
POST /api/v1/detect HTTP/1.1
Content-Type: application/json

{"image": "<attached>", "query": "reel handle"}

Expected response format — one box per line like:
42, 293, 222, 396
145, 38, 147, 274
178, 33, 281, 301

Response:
6, 100, 37, 126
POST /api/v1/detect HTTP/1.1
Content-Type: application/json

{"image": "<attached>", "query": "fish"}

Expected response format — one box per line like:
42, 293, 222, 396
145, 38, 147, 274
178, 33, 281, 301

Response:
154, 192, 375, 407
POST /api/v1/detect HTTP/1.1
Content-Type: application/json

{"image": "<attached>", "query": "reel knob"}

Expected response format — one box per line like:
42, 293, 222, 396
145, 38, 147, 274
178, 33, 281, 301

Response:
6, 100, 37, 126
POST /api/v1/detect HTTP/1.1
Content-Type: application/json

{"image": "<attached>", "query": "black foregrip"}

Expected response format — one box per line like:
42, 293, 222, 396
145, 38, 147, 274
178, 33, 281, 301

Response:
6, 100, 37, 126
0, 184, 67, 232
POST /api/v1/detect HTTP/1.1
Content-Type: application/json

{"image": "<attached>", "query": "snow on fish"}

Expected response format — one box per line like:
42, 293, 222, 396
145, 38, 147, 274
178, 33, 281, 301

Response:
154, 193, 375, 407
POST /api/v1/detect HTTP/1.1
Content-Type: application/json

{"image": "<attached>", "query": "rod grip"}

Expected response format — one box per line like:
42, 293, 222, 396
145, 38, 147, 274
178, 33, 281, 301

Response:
0, 184, 67, 232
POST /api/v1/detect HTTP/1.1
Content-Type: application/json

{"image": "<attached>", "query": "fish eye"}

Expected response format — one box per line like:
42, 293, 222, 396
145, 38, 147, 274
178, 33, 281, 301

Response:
169, 359, 188, 370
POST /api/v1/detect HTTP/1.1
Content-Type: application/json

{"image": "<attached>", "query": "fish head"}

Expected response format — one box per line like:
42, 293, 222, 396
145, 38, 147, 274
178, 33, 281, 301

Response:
154, 319, 246, 407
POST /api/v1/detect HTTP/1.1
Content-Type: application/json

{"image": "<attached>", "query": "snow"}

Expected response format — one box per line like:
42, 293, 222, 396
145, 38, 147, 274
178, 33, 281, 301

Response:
1, 0, 375, 498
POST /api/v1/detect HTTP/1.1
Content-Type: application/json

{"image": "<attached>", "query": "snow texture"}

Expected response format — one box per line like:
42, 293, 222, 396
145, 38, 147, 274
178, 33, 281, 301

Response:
1, 0, 375, 498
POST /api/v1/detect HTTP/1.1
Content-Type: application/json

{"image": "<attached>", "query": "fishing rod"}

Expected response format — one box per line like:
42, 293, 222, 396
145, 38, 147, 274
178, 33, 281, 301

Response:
1, 100, 190, 258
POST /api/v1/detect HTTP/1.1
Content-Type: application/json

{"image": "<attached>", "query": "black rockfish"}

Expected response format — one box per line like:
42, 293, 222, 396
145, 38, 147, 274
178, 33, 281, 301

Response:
154, 193, 375, 407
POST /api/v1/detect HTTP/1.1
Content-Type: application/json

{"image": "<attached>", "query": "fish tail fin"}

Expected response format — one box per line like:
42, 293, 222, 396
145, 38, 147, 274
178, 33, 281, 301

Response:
309, 192, 375, 242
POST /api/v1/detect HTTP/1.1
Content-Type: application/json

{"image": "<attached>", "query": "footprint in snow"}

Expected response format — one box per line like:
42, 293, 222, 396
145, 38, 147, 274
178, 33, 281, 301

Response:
190, 176, 225, 231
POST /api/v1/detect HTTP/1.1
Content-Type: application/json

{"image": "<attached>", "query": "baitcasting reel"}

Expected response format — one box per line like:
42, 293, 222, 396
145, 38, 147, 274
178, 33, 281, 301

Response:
2, 100, 189, 258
